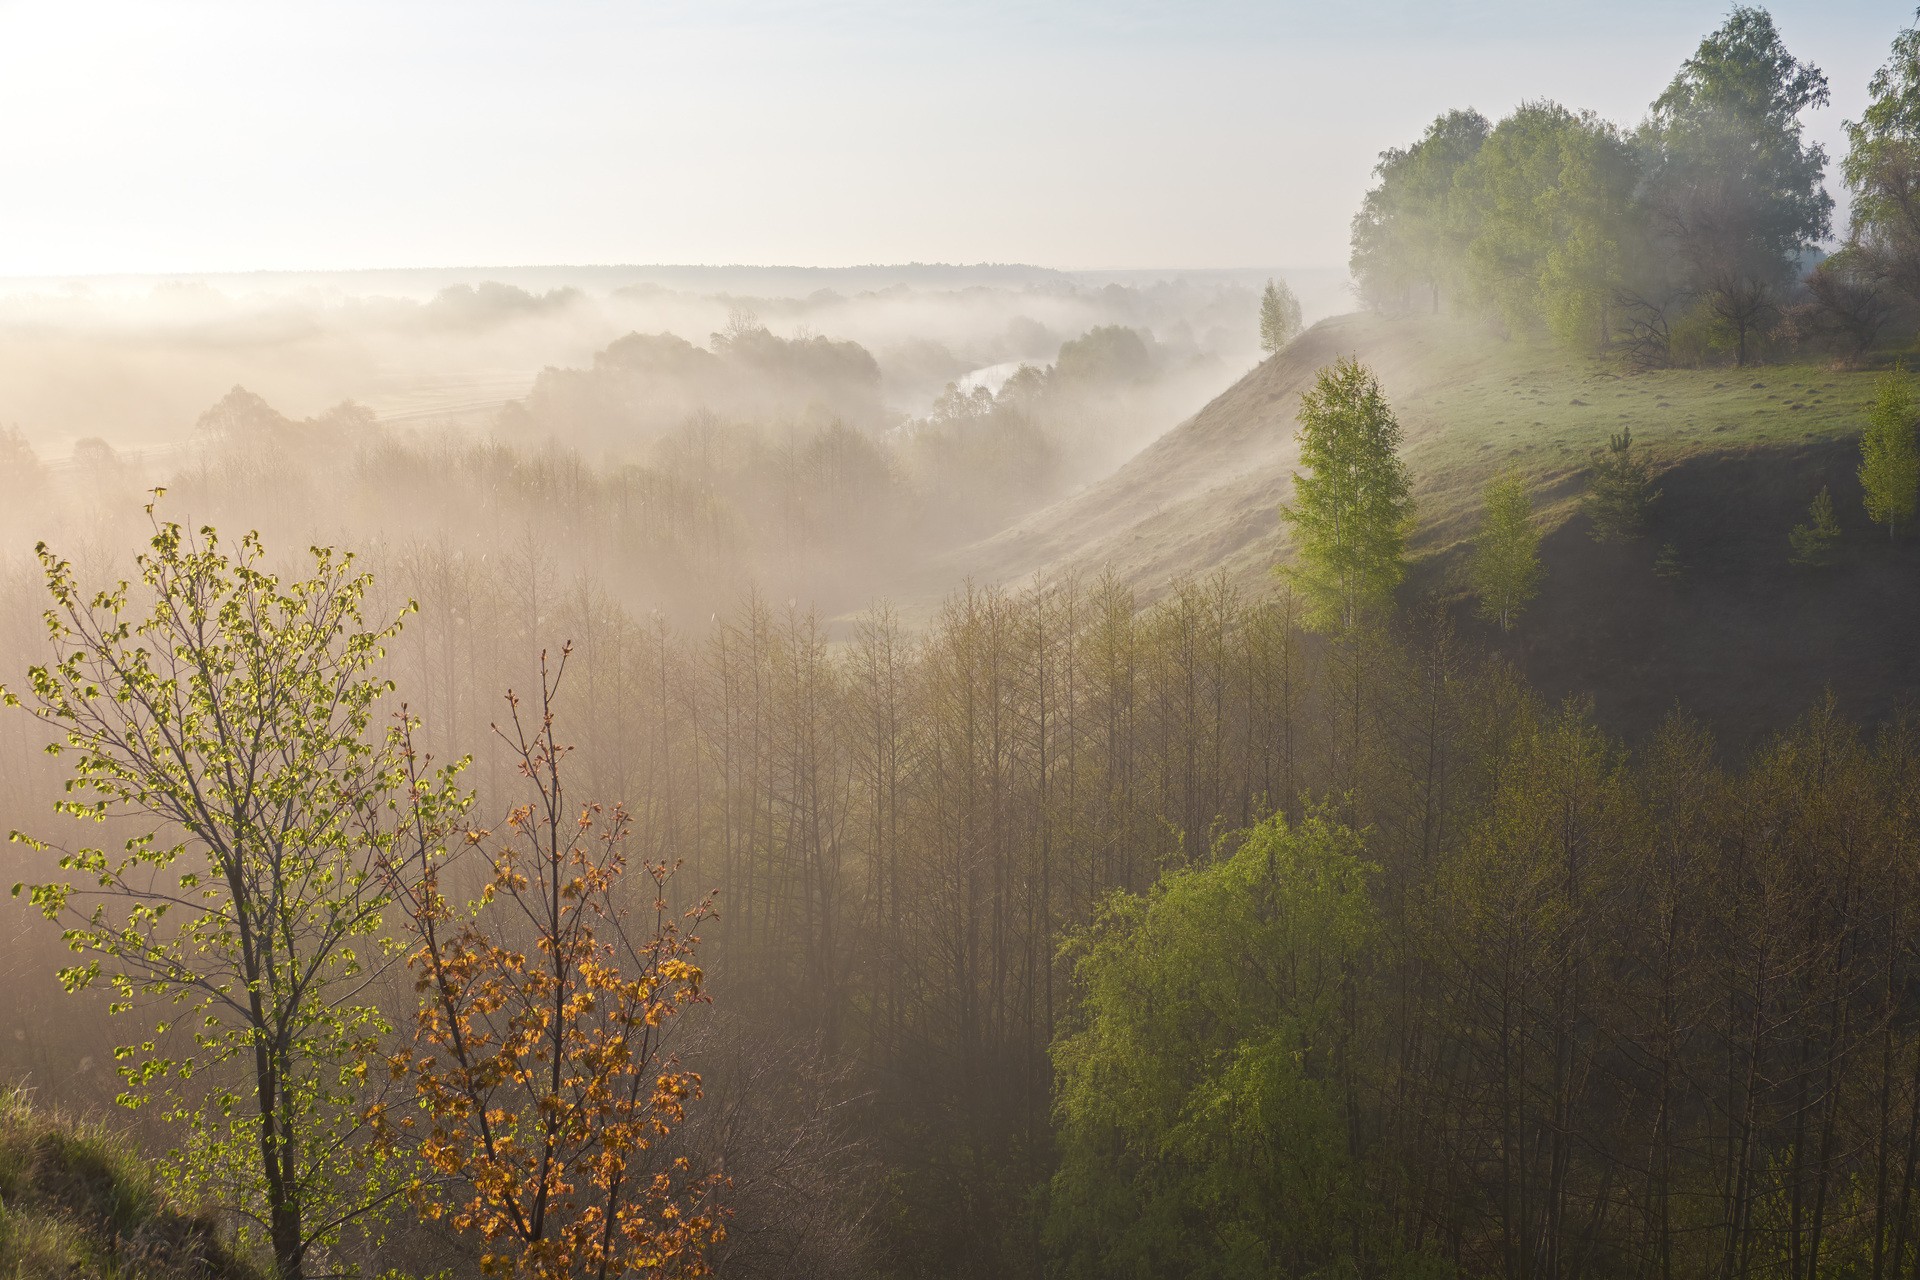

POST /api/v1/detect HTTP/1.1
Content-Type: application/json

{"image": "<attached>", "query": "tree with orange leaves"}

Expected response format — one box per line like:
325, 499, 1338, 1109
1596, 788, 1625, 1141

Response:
378, 647, 724, 1279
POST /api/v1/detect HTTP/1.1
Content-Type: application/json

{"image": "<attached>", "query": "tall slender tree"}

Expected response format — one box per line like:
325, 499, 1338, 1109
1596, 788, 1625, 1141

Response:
1258, 278, 1304, 356
9, 507, 414, 1280
381, 650, 724, 1280
1469, 468, 1544, 630
1281, 358, 1412, 793
1862, 366, 1920, 540
1279, 358, 1413, 632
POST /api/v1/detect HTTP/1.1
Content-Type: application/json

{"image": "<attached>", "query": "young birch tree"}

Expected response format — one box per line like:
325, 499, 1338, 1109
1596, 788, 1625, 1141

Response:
1469, 468, 1543, 630
8, 504, 413, 1280
1861, 365, 1920, 540
1279, 358, 1414, 632
1259, 277, 1304, 356
1280, 358, 1412, 791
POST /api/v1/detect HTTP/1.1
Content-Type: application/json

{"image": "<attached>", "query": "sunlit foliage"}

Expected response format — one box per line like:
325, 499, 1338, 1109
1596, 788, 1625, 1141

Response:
8, 503, 415, 1280
378, 651, 724, 1280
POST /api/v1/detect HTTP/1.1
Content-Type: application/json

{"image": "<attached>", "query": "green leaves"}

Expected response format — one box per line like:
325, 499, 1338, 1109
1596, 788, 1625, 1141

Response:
1638, 9, 1831, 363
1470, 468, 1544, 630
1789, 484, 1843, 567
1584, 426, 1661, 543
1463, 102, 1638, 348
1279, 358, 1413, 632
1860, 365, 1920, 539
1048, 810, 1391, 1279
1842, 13, 1920, 303
1258, 278, 1303, 356
1355, 8, 1835, 367
6, 504, 425, 1278
1351, 108, 1490, 314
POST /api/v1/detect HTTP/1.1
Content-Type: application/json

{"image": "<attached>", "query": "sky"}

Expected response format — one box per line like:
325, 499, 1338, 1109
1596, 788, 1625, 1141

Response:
0, 0, 1907, 276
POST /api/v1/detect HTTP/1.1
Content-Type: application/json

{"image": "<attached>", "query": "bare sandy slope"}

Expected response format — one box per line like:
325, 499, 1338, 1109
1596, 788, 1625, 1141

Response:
890, 311, 1469, 614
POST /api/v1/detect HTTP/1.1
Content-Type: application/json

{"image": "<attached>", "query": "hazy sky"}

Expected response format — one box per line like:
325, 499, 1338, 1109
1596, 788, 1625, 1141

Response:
0, 0, 1905, 276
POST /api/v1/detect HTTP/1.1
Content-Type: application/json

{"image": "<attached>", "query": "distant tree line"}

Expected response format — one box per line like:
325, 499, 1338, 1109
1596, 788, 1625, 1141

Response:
1354, 6, 1920, 368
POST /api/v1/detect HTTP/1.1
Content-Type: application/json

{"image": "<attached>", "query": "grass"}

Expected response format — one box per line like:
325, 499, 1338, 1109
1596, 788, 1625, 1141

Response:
1211, 314, 1920, 742
0, 1088, 256, 1280
936, 310, 1896, 625
1342, 314, 1891, 556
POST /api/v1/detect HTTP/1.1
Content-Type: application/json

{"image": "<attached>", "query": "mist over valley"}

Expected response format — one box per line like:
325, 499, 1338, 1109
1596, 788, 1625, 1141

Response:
2, 5, 1919, 1280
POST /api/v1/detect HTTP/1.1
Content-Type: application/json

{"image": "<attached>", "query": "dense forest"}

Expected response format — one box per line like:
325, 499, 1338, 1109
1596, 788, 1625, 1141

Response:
5, 6, 1920, 1280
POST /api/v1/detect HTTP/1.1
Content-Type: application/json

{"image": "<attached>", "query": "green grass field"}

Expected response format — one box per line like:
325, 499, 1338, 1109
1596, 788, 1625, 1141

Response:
1361, 316, 1890, 556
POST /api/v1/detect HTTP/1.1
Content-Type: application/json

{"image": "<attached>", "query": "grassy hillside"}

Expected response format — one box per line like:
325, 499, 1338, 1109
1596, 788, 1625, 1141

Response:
914, 311, 1913, 741
0, 1089, 254, 1280
1388, 323, 1882, 554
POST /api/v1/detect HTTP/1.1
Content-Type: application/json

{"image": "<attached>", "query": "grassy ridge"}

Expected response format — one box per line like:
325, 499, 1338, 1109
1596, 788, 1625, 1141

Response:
933, 310, 1913, 740
1383, 319, 1888, 557
930, 312, 1893, 619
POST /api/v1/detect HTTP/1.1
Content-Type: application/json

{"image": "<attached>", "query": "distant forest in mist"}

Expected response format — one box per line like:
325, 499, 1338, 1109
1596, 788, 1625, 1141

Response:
0, 261, 1345, 447
0, 262, 1346, 624
10, 6, 1920, 1280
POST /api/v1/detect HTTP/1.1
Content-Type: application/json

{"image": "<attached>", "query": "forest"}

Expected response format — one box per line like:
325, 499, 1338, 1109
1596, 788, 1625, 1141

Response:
2, 5, 1920, 1280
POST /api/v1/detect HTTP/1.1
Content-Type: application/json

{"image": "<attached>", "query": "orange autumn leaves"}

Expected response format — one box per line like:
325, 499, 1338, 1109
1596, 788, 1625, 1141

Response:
375, 649, 724, 1280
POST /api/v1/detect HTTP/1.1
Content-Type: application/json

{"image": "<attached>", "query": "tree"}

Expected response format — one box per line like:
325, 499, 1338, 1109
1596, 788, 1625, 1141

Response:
1051, 325, 1154, 387
1585, 427, 1661, 543
1351, 109, 1490, 312
1258, 277, 1303, 355
1429, 697, 1624, 1280
1861, 365, 1920, 540
1279, 358, 1413, 631
1469, 468, 1543, 629
1842, 9, 1920, 302
1637, 7, 1833, 366
8, 504, 413, 1280
1798, 248, 1895, 358
1789, 485, 1842, 565
1281, 359, 1412, 789
380, 648, 724, 1280
1457, 102, 1640, 348
1047, 810, 1407, 1280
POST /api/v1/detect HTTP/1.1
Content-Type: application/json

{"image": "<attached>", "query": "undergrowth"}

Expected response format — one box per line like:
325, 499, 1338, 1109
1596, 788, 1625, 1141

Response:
0, 1088, 257, 1280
